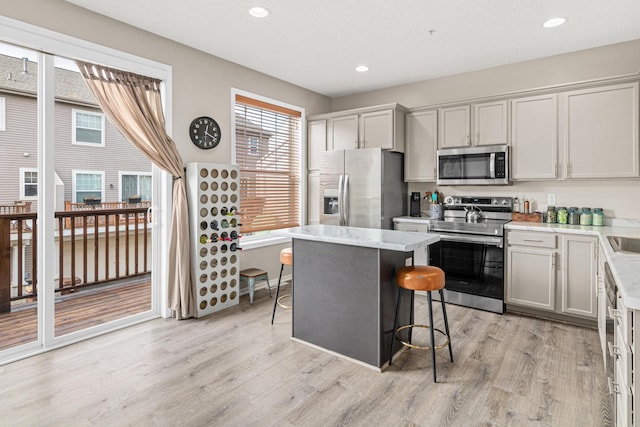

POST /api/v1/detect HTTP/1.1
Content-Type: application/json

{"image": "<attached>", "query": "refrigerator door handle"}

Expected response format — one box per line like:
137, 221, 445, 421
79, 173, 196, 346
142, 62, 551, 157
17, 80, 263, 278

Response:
343, 174, 350, 226
338, 174, 344, 226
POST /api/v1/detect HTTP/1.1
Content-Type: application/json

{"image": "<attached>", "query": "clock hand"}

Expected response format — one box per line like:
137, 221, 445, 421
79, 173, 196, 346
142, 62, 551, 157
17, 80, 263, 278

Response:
205, 131, 217, 139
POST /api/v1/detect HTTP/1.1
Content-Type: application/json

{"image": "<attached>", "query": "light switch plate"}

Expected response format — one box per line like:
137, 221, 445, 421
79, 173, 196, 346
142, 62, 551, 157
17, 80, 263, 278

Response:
548, 194, 556, 205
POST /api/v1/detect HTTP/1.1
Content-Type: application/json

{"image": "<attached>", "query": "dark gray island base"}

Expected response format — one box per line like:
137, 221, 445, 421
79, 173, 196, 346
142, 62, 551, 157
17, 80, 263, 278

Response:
275, 225, 440, 371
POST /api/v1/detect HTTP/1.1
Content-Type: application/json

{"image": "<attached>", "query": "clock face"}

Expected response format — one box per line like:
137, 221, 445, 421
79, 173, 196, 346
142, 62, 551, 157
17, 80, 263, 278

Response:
190, 116, 221, 149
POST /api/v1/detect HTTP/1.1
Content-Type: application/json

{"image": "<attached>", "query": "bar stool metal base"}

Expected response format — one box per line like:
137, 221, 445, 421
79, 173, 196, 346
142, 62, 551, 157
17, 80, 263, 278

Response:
271, 262, 292, 324
389, 288, 453, 382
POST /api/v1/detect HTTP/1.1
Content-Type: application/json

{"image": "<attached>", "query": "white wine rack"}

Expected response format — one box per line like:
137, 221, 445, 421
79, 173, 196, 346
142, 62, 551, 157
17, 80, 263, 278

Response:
186, 162, 241, 317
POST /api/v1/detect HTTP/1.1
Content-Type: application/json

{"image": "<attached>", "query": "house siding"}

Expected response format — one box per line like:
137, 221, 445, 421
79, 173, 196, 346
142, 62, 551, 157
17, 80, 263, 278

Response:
0, 92, 151, 207
0, 92, 37, 204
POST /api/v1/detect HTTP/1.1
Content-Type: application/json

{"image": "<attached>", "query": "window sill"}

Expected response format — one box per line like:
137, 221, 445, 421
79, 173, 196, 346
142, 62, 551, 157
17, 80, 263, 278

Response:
240, 235, 291, 250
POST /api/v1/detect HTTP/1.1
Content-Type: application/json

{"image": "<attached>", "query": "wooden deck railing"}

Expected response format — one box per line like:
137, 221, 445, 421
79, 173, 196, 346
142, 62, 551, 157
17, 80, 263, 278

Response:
63, 200, 151, 229
0, 206, 151, 313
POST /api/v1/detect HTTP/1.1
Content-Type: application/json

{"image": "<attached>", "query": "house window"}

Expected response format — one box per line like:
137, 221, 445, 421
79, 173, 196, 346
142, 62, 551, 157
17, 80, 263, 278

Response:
20, 168, 37, 199
73, 171, 104, 203
0, 96, 5, 131
119, 172, 152, 201
72, 109, 105, 146
233, 92, 302, 235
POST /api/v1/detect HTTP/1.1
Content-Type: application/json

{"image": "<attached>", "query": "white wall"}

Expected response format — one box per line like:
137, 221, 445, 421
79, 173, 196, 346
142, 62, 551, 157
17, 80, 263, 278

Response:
331, 39, 640, 221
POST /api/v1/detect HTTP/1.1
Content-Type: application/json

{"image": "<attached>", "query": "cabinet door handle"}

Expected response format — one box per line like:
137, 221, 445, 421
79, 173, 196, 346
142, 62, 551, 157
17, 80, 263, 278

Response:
608, 341, 622, 359
523, 239, 544, 243
362, 140, 366, 148
608, 377, 621, 395
567, 163, 572, 176
476, 132, 480, 145
466, 134, 470, 146
554, 163, 558, 178
354, 140, 358, 149
551, 252, 556, 267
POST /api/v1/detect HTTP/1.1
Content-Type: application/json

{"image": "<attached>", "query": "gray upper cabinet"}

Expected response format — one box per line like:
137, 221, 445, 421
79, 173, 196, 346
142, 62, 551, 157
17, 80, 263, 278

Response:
307, 119, 327, 171
329, 114, 359, 151
510, 94, 558, 180
359, 109, 395, 150
473, 100, 508, 146
438, 100, 508, 148
405, 110, 437, 182
438, 105, 470, 148
316, 104, 405, 153
561, 82, 639, 179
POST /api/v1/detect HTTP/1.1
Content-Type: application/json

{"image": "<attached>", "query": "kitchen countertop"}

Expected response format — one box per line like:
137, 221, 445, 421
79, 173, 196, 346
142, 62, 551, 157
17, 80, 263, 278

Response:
274, 224, 440, 252
506, 220, 640, 310
392, 215, 640, 310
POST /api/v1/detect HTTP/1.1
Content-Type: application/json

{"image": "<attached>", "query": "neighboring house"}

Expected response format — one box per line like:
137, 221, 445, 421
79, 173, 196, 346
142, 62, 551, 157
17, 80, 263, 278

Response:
0, 54, 152, 212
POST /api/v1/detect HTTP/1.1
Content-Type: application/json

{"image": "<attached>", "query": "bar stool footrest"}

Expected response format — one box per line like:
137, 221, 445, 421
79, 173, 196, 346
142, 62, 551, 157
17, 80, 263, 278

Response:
276, 294, 292, 309
395, 324, 450, 351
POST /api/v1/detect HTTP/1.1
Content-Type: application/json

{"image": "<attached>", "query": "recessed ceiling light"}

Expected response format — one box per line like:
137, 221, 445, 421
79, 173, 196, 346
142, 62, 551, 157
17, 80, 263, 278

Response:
249, 6, 269, 18
355, 65, 369, 72
543, 17, 567, 28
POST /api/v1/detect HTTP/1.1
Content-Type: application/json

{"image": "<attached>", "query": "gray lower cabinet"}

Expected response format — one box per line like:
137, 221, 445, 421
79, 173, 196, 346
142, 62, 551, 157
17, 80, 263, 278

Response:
506, 230, 597, 320
611, 294, 634, 426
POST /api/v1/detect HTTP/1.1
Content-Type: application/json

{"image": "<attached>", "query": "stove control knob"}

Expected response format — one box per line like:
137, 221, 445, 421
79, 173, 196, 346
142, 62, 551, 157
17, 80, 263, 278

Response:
444, 196, 454, 205
493, 199, 499, 205
501, 199, 509, 205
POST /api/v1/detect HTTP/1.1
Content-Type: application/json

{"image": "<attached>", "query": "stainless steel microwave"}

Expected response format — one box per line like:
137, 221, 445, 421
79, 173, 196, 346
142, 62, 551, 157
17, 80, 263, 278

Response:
436, 145, 509, 185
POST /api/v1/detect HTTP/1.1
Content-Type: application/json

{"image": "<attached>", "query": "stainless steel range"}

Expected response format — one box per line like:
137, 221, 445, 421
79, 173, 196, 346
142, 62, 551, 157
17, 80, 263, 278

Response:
428, 196, 513, 314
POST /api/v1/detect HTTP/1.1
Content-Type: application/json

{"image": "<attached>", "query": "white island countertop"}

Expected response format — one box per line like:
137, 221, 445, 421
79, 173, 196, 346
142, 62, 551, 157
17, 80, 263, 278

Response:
274, 224, 440, 252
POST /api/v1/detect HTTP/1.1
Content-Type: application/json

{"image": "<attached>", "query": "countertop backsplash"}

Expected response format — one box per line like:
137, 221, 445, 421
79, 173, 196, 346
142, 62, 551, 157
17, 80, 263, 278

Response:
408, 179, 640, 222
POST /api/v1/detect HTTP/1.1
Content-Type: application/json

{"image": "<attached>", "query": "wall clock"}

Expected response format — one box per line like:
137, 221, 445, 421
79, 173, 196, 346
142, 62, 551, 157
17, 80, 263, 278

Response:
189, 116, 221, 149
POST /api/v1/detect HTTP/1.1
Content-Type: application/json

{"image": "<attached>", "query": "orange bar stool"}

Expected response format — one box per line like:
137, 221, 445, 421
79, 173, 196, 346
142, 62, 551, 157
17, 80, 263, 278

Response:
271, 247, 293, 324
389, 265, 453, 382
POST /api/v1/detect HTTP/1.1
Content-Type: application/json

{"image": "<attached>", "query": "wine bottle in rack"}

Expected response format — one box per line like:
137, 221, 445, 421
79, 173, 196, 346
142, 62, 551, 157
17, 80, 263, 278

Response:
230, 243, 242, 252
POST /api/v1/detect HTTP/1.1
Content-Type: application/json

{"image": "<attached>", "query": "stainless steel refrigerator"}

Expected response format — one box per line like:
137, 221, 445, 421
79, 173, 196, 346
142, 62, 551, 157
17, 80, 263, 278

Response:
319, 148, 407, 229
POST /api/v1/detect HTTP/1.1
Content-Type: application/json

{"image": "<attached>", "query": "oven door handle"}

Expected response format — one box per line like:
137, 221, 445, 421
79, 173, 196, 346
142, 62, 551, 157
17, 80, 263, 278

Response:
437, 232, 503, 248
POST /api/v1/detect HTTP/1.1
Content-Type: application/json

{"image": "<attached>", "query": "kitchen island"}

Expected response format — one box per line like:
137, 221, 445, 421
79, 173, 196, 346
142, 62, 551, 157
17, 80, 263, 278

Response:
274, 224, 440, 370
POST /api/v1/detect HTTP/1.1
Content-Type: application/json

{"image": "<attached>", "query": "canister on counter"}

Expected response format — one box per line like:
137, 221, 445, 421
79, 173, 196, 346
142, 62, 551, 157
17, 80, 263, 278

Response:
545, 206, 557, 223
592, 208, 605, 226
580, 208, 593, 226
557, 207, 568, 224
568, 207, 580, 225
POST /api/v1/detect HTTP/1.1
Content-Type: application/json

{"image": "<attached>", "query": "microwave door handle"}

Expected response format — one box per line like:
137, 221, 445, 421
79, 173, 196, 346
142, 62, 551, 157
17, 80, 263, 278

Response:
338, 174, 344, 226
489, 152, 496, 178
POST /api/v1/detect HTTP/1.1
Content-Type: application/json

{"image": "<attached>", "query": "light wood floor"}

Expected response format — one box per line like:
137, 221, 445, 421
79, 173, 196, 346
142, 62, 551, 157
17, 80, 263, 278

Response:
0, 284, 612, 426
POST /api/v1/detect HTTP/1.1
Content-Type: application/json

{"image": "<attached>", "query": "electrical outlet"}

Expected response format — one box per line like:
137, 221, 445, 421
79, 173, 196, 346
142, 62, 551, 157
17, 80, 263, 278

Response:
548, 194, 556, 205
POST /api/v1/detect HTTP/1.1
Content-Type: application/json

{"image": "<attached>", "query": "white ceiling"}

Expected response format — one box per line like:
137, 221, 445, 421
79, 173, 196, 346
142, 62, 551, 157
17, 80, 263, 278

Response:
65, 0, 640, 98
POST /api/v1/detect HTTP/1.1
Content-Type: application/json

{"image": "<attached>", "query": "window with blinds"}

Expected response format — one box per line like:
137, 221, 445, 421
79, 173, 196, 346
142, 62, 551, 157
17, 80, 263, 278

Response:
234, 94, 302, 235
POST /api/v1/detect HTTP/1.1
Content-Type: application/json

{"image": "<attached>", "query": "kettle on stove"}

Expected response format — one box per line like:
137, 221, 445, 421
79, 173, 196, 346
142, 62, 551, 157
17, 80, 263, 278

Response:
465, 205, 483, 223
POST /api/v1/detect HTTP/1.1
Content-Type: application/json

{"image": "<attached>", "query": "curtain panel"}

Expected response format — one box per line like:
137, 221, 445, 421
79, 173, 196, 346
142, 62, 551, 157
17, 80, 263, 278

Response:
76, 61, 194, 319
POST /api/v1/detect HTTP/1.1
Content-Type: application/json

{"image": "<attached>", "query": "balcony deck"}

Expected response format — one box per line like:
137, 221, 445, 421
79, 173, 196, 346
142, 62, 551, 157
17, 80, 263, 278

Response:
0, 275, 151, 351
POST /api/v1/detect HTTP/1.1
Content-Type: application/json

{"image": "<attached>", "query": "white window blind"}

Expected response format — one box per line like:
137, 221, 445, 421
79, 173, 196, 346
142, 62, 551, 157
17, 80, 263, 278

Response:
234, 94, 301, 234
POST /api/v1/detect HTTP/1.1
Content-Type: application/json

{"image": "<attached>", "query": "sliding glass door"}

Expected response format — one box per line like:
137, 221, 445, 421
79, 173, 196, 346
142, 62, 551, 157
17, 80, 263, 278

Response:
0, 32, 167, 361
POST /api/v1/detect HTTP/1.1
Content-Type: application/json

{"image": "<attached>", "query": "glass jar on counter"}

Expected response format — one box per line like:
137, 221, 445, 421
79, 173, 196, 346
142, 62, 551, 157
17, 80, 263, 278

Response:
568, 207, 580, 225
557, 207, 568, 224
545, 206, 557, 223
592, 208, 605, 226
580, 208, 593, 226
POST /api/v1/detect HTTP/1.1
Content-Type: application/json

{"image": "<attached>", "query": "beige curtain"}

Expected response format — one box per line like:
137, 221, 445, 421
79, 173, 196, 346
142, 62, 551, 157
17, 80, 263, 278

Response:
76, 61, 194, 319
